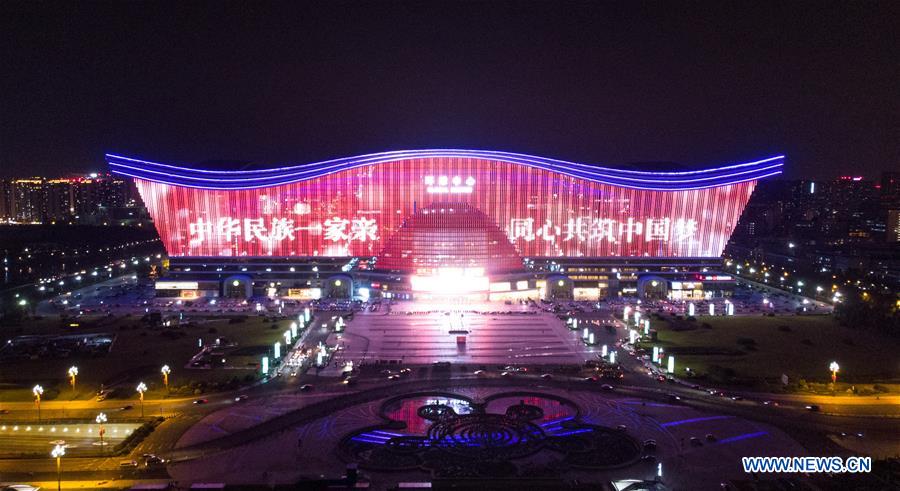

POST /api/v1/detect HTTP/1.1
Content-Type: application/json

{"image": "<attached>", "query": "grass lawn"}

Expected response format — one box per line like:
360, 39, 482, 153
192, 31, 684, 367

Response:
646, 315, 900, 388
0, 313, 295, 402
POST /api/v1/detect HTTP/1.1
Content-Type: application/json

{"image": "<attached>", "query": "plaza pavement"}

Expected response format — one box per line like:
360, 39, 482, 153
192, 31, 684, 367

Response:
327, 301, 600, 365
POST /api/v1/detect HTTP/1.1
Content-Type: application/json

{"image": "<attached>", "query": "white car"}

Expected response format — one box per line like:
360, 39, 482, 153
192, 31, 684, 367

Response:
2, 486, 42, 491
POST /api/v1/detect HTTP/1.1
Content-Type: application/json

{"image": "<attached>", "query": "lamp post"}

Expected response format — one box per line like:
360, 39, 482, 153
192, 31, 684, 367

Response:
161, 365, 171, 391
68, 366, 78, 392
51, 443, 65, 491
96, 412, 107, 451
136, 382, 147, 417
33, 385, 43, 422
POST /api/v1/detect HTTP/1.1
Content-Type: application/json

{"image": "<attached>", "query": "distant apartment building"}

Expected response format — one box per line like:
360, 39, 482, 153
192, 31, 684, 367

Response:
0, 174, 148, 226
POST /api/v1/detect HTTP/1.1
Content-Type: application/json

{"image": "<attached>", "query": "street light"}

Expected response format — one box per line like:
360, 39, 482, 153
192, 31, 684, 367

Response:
51, 444, 65, 491
68, 366, 78, 391
136, 382, 147, 417
161, 365, 171, 391
829, 361, 840, 385
96, 412, 107, 451
33, 385, 43, 422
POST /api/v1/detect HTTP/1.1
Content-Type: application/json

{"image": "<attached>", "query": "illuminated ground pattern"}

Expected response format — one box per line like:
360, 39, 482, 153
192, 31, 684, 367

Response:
169, 385, 808, 487
338, 391, 640, 477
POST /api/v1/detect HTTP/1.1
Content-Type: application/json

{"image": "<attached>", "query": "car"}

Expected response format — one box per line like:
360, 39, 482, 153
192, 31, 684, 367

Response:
642, 439, 657, 451
343, 377, 357, 386
473, 370, 485, 375
120, 405, 134, 411
387, 374, 400, 380
144, 455, 165, 467
0, 409, 10, 414
582, 376, 598, 382
234, 394, 248, 402
399, 368, 412, 374
762, 400, 779, 406
667, 394, 682, 403
640, 454, 657, 462
689, 437, 703, 447
615, 424, 628, 432
730, 395, 744, 401
600, 384, 614, 391
119, 460, 139, 468
805, 404, 820, 412
540, 373, 553, 379
2, 485, 42, 491
705, 433, 717, 442
192, 398, 208, 404
500, 371, 512, 377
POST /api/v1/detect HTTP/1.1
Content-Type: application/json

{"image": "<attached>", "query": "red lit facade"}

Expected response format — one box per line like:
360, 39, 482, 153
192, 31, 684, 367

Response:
133, 157, 758, 269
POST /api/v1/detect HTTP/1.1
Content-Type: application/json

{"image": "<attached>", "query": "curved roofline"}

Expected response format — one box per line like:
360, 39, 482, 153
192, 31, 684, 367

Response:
107, 149, 784, 191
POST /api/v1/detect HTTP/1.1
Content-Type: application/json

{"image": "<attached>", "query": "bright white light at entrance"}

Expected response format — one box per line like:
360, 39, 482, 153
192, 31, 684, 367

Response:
411, 268, 488, 295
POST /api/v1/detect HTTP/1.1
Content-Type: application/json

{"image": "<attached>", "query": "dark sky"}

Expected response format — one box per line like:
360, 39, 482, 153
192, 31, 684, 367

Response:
2, 1, 898, 179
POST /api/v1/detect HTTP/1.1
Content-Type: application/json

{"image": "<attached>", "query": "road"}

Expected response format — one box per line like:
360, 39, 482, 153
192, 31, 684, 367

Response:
2, 298, 897, 486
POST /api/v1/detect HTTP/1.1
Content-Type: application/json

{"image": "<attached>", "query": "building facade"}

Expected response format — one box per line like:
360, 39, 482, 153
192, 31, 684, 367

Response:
108, 150, 783, 300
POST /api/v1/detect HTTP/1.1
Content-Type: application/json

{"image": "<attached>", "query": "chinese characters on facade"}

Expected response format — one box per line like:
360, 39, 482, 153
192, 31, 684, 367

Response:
507, 217, 697, 244
188, 216, 379, 245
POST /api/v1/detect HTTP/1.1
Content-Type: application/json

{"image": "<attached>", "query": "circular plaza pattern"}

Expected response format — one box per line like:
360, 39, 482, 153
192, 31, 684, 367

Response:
338, 391, 641, 477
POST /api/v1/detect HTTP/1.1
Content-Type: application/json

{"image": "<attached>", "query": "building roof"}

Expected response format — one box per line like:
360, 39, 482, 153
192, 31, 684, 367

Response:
107, 149, 784, 191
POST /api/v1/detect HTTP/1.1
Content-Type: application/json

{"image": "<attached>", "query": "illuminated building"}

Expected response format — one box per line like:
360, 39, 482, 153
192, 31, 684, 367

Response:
108, 150, 783, 300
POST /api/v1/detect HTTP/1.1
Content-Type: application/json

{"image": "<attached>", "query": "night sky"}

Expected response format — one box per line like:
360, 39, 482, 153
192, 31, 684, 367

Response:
2, 1, 898, 179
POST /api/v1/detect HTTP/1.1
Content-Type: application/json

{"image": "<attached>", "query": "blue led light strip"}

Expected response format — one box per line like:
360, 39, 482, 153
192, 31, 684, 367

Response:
107, 149, 784, 191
